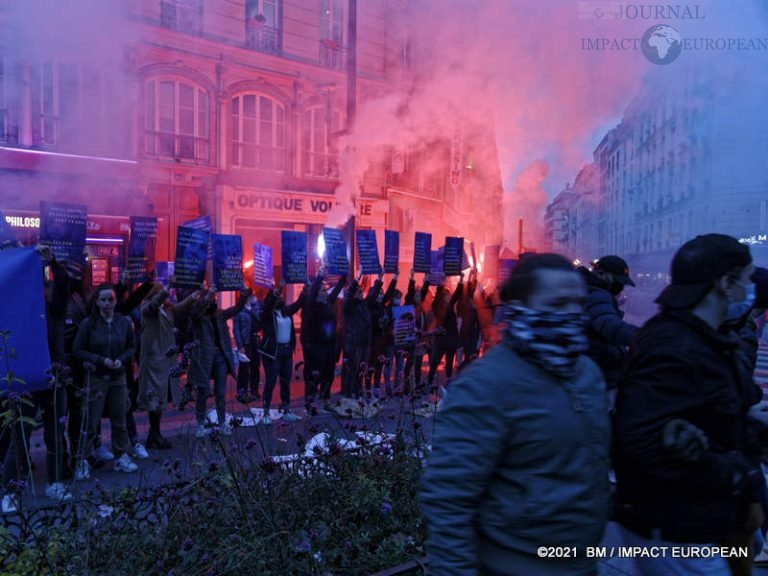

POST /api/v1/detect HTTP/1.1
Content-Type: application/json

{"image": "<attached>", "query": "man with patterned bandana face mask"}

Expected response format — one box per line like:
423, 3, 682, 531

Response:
420, 253, 611, 576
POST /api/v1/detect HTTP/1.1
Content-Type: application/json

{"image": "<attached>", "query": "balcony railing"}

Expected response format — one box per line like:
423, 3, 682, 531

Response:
246, 22, 281, 55
231, 142, 285, 172
145, 130, 209, 163
319, 40, 345, 71
302, 150, 339, 178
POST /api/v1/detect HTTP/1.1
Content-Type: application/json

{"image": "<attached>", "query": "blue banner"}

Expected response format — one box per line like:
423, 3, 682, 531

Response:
356, 229, 380, 275
323, 227, 349, 276
0, 247, 51, 392
413, 232, 432, 273
126, 216, 157, 283
281, 231, 307, 284
212, 233, 244, 291
383, 230, 399, 274
444, 236, 464, 276
40, 201, 87, 264
174, 226, 210, 288
252, 242, 273, 288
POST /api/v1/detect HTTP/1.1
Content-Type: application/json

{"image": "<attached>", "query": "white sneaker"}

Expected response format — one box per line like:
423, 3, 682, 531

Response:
220, 423, 233, 436
196, 424, 209, 438
113, 453, 138, 473
1, 494, 18, 514
74, 459, 90, 481
45, 482, 73, 502
93, 445, 114, 461
132, 443, 149, 460
261, 415, 272, 426
281, 411, 301, 422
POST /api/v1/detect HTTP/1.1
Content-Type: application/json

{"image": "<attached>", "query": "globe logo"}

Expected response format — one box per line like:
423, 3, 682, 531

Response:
593, 7, 604, 18
641, 24, 682, 65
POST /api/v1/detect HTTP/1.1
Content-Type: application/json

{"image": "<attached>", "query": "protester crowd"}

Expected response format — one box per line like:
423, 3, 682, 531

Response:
5, 232, 768, 576
0, 253, 490, 512
420, 235, 768, 576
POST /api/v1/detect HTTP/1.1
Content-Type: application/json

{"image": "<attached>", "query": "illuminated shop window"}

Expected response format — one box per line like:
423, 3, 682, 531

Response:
230, 93, 285, 171
144, 78, 210, 163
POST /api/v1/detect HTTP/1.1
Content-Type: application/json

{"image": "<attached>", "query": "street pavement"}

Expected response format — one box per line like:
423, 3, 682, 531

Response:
8, 343, 768, 575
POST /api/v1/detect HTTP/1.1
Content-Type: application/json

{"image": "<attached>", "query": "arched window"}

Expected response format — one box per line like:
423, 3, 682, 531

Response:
0, 57, 20, 145
28, 61, 124, 156
144, 78, 210, 163
230, 93, 285, 171
301, 106, 340, 178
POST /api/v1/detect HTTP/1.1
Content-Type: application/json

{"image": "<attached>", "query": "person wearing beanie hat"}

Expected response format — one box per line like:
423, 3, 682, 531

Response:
613, 234, 765, 574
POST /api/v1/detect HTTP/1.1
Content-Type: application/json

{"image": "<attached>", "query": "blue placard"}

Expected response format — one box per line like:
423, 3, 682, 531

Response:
0, 211, 21, 252
281, 231, 307, 284
182, 215, 213, 258
499, 259, 518, 284
384, 230, 399, 274
323, 227, 349, 276
428, 249, 444, 285
252, 242, 273, 288
444, 236, 464, 276
0, 247, 51, 392
356, 229, 380, 275
212, 233, 244, 291
392, 304, 416, 347
155, 261, 174, 286
126, 216, 157, 283
174, 225, 210, 288
413, 232, 432, 273
40, 201, 87, 264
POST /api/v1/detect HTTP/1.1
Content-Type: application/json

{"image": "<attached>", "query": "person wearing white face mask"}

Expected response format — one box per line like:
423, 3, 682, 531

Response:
420, 253, 611, 576
614, 234, 766, 576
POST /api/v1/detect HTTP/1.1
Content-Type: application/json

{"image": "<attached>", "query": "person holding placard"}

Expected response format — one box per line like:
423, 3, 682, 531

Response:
188, 286, 251, 438
342, 270, 382, 399
427, 273, 464, 392
302, 268, 346, 412
258, 278, 305, 424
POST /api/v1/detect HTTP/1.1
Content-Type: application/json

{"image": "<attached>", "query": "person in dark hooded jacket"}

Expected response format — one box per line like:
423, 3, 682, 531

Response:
577, 255, 638, 394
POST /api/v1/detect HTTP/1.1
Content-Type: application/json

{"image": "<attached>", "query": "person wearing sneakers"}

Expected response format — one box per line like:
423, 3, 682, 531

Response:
72, 283, 139, 479
258, 278, 304, 425
188, 286, 251, 438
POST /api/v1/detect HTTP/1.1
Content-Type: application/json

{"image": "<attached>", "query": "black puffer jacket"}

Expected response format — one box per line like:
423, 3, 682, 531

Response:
613, 309, 765, 544
578, 267, 638, 389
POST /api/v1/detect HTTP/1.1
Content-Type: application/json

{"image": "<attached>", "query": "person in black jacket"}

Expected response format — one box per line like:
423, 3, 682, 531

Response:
613, 234, 765, 575
403, 270, 430, 395
341, 271, 381, 399
71, 283, 138, 480
427, 273, 463, 390
258, 278, 304, 424
577, 255, 639, 397
302, 269, 345, 411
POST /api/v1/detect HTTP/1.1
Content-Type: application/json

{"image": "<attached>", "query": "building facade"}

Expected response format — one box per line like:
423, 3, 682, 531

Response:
0, 0, 503, 288
547, 60, 768, 282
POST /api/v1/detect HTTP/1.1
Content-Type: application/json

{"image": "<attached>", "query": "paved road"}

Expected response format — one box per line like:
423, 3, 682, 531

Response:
9, 343, 768, 575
